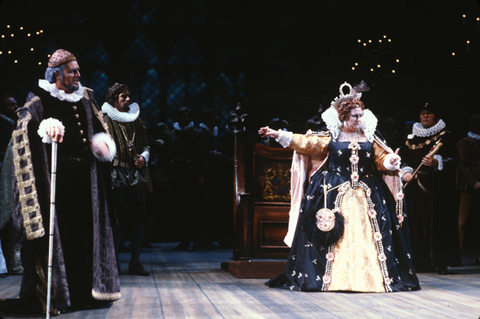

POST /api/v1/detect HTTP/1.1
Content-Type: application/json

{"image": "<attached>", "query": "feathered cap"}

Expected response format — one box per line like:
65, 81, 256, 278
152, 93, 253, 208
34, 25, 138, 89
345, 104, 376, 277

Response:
48, 49, 76, 68
321, 81, 377, 141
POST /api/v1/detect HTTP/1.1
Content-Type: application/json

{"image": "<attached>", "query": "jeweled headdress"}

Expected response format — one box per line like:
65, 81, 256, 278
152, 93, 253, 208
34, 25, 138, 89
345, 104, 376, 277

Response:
322, 81, 377, 141
330, 81, 370, 110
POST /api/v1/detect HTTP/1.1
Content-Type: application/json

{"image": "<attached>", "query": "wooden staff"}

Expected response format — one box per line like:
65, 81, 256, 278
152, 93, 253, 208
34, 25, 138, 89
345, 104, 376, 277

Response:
404, 139, 443, 188
46, 141, 58, 319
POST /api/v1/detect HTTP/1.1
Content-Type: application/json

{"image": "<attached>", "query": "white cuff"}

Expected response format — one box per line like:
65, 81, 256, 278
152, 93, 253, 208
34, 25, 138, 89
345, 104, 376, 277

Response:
275, 130, 293, 148
37, 118, 64, 144
92, 132, 116, 162
383, 154, 401, 171
434, 154, 443, 171
401, 166, 413, 177
141, 146, 150, 166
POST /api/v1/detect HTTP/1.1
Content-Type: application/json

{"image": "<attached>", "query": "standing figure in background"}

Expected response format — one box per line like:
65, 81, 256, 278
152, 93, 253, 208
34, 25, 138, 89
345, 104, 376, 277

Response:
400, 103, 461, 274
102, 83, 151, 276
0, 94, 18, 276
259, 118, 289, 148
260, 81, 419, 292
304, 104, 325, 133
457, 113, 480, 265
167, 107, 206, 251
0, 94, 18, 167
146, 122, 171, 243
198, 109, 226, 248
0, 49, 119, 315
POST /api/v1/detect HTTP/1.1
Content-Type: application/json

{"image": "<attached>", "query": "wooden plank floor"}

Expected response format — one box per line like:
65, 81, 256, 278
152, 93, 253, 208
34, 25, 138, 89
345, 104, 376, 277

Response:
1, 242, 479, 319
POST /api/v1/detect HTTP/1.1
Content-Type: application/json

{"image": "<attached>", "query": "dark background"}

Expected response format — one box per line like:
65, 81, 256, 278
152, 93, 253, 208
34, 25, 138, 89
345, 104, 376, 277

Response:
1, 0, 480, 137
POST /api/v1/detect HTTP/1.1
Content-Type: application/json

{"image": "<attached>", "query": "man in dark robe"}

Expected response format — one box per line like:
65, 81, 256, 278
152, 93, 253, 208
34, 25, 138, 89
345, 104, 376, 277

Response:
400, 103, 461, 274
0, 49, 120, 315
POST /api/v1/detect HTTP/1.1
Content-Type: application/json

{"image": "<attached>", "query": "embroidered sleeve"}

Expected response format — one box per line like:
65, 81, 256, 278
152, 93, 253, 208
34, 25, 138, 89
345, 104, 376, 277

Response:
373, 141, 398, 172
287, 133, 331, 156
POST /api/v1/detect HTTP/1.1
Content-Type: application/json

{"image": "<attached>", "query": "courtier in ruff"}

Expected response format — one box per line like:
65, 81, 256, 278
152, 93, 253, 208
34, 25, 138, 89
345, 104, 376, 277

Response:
259, 82, 420, 292
102, 83, 151, 276
400, 103, 461, 274
1, 49, 120, 315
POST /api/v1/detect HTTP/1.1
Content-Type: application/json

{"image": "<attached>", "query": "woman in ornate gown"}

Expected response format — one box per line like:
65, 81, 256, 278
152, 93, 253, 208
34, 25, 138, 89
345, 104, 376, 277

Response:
259, 82, 420, 292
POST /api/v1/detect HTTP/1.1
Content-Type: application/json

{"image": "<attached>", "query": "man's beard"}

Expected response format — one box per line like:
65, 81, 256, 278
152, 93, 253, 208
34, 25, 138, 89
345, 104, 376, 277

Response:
118, 103, 130, 112
61, 78, 80, 93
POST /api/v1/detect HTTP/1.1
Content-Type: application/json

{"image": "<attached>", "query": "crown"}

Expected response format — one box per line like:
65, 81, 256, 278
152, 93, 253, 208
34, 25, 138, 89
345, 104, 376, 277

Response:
330, 81, 369, 110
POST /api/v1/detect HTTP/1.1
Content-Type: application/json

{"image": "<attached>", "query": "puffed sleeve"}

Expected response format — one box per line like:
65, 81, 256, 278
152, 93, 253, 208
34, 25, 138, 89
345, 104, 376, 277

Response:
373, 140, 399, 172
287, 133, 331, 156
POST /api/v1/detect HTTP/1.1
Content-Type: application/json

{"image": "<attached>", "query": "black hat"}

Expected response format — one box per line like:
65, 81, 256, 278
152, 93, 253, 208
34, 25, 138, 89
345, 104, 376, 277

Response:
421, 102, 437, 115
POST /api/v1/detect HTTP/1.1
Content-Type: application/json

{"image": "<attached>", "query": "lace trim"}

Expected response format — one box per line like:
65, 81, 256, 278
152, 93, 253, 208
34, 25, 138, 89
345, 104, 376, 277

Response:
275, 130, 293, 148
412, 119, 446, 137
38, 79, 84, 103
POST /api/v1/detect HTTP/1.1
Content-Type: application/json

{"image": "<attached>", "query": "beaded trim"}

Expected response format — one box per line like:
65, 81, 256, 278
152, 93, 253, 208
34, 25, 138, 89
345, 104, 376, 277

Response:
348, 138, 361, 189
321, 137, 393, 292
358, 180, 393, 292
322, 244, 335, 291
405, 130, 446, 150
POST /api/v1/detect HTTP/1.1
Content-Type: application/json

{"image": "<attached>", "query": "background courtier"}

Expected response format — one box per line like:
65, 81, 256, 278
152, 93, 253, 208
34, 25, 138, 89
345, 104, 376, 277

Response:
400, 103, 461, 274
102, 83, 151, 276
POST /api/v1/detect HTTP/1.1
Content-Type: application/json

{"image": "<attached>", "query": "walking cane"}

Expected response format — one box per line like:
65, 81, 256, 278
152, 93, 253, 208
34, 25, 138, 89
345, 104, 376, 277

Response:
46, 141, 58, 319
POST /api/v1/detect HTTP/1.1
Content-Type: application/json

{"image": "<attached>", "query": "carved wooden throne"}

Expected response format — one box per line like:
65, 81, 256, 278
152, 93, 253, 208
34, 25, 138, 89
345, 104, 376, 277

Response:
221, 132, 293, 278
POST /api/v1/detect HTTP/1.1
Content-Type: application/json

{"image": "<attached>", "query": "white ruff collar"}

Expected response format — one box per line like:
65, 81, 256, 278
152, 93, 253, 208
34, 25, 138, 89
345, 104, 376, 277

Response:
38, 79, 84, 103
173, 121, 195, 132
321, 106, 377, 142
468, 131, 480, 140
101, 102, 140, 122
412, 119, 446, 137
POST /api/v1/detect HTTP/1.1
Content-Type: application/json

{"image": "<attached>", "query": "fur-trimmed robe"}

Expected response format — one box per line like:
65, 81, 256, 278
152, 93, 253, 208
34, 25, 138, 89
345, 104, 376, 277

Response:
7, 85, 120, 312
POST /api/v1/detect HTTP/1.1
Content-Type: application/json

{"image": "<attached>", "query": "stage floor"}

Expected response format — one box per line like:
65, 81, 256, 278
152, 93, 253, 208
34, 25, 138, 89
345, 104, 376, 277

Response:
1, 242, 479, 318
